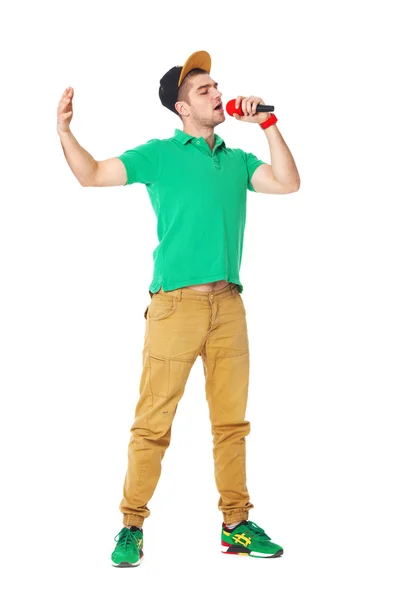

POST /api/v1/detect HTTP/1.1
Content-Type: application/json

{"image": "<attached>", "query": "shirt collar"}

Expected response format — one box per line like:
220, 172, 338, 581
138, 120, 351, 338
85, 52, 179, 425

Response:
174, 128, 226, 150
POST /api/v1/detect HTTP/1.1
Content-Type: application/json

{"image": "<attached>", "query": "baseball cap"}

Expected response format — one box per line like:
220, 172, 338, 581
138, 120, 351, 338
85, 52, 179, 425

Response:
159, 50, 212, 115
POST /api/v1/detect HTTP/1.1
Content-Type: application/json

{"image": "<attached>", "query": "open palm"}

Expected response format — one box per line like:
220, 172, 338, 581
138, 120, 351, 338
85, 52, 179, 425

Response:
57, 87, 74, 133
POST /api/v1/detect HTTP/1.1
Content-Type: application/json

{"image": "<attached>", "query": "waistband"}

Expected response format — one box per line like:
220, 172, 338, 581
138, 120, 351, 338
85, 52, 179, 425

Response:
149, 282, 240, 302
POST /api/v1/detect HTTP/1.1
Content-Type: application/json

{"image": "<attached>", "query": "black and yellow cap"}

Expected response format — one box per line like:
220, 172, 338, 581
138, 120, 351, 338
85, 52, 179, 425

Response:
159, 50, 212, 115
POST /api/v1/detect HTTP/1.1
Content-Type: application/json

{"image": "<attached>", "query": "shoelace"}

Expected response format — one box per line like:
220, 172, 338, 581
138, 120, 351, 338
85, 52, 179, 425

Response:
114, 527, 140, 551
242, 520, 271, 542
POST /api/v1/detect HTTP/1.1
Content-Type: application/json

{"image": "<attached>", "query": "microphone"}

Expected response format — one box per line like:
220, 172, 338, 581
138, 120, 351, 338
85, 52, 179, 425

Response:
226, 99, 274, 117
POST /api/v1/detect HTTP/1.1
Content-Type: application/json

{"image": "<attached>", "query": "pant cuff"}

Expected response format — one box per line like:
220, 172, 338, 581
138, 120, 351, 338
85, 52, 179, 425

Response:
223, 511, 249, 525
123, 515, 145, 528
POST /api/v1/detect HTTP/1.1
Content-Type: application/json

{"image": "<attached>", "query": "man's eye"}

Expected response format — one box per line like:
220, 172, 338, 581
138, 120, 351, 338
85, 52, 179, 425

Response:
201, 92, 207, 95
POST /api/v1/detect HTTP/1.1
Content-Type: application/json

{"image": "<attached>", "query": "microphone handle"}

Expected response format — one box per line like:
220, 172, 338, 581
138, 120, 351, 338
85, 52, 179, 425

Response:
256, 104, 274, 112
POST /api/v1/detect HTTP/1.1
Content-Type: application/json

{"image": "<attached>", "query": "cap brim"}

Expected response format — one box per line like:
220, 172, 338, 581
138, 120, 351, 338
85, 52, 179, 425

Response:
178, 50, 212, 87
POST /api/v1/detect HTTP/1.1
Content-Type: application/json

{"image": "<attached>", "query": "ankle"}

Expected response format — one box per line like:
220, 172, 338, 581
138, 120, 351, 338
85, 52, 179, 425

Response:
225, 521, 242, 529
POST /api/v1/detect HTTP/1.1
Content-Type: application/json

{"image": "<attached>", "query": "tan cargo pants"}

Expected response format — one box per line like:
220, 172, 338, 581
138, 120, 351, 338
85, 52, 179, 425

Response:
119, 282, 254, 527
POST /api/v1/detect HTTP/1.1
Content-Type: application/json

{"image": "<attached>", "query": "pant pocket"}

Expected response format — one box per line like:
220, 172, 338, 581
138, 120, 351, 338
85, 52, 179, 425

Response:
148, 297, 177, 321
149, 353, 170, 399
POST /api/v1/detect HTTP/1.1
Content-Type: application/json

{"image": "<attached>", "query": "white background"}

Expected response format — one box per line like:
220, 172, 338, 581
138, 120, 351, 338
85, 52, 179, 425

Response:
1, 0, 399, 597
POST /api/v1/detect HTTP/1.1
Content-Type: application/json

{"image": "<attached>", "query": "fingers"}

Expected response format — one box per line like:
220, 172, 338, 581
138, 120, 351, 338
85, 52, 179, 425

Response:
60, 87, 73, 105
235, 96, 255, 116
235, 96, 244, 110
57, 87, 74, 117
243, 96, 256, 116
236, 96, 263, 116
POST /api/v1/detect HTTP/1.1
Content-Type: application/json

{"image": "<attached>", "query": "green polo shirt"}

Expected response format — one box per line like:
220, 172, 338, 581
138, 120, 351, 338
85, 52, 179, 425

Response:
117, 128, 265, 293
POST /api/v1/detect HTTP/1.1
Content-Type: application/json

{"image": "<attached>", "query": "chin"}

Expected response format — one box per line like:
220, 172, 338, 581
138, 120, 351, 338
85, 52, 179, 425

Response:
213, 114, 225, 125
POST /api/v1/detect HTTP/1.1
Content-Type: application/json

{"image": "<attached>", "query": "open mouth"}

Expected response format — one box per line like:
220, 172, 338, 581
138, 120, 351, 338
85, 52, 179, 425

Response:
214, 102, 223, 111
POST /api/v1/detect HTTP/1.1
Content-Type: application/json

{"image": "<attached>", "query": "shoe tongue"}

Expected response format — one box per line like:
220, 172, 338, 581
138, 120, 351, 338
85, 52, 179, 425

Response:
129, 526, 141, 532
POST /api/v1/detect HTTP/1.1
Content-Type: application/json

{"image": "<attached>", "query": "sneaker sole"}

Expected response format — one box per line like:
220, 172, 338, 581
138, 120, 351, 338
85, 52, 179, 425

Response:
111, 552, 144, 568
221, 545, 283, 558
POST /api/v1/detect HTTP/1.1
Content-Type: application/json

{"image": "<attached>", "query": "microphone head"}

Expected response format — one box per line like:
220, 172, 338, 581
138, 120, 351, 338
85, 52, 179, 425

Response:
226, 99, 244, 117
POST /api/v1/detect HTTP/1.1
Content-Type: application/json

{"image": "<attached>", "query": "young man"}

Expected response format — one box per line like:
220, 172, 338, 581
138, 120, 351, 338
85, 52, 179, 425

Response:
57, 50, 300, 568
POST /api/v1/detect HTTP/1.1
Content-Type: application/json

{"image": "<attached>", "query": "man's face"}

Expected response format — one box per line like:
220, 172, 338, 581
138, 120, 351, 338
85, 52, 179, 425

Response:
186, 74, 225, 126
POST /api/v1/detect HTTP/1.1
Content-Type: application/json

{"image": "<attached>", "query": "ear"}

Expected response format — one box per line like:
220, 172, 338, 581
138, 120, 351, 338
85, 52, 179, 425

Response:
175, 101, 188, 118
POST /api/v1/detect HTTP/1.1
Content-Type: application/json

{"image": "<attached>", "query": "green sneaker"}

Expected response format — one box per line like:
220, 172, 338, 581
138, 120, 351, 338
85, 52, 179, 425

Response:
221, 520, 283, 558
111, 526, 144, 567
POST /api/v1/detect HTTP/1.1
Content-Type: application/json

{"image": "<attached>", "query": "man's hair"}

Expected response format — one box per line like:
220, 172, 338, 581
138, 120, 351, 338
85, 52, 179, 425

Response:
176, 68, 208, 121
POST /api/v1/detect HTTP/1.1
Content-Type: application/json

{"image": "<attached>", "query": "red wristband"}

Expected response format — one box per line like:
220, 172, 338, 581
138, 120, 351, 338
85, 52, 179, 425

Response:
260, 113, 278, 129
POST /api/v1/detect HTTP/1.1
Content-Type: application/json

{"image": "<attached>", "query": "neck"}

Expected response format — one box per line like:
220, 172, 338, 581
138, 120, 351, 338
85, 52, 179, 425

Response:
183, 122, 215, 150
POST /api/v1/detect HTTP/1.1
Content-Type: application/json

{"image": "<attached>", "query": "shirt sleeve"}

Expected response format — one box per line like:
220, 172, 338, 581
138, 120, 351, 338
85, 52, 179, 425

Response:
116, 138, 160, 186
243, 150, 266, 192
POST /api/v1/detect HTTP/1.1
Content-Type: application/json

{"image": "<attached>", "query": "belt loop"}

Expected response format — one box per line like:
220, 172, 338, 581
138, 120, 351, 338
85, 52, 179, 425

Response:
230, 284, 235, 296
177, 288, 182, 301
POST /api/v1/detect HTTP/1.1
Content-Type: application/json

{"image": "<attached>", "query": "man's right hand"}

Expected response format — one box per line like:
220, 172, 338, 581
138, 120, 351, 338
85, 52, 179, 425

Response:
56, 86, 127, 187
57, 87, 74, 134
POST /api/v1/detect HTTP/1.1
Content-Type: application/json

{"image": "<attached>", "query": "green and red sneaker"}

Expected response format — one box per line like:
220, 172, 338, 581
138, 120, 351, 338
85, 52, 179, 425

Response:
111, 526, 144, 568
221, 520, 283, 558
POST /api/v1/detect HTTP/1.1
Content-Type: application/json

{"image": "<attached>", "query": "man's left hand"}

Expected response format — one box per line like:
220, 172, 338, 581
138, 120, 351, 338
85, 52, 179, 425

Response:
233, 95, 271, 124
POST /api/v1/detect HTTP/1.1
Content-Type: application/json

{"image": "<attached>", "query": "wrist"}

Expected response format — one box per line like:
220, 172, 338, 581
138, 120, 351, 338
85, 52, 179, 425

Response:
58, 127, 71, 137
259, 113, 278, 130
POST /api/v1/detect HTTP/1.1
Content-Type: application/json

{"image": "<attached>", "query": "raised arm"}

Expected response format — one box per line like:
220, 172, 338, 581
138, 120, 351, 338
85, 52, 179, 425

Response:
57, 87, 127, 187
